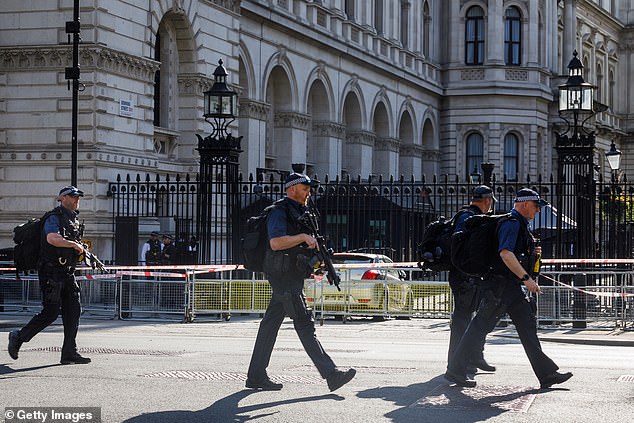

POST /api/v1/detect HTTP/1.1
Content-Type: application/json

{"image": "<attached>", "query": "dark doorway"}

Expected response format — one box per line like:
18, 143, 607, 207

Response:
115, 217, 139, 265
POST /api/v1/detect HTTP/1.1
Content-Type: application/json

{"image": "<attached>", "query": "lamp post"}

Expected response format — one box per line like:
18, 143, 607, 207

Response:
554, 50, 597, 258
605, 142, 622, 183
196, 59, 242, 265
605, 142, 622, 259
555, 50, 598, 329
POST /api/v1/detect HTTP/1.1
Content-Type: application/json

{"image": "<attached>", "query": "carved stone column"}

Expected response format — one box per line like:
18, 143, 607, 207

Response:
344, 130, 375, 178
399, 143, 424, 178
238, 99, 270, 172
421, 148, 441, 180
310, 121, 345, 179
273, 111, 310, 170
373, 137, 400, 177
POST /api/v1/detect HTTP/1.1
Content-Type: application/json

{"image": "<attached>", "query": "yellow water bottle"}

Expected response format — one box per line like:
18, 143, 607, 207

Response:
533, 239, 541, 276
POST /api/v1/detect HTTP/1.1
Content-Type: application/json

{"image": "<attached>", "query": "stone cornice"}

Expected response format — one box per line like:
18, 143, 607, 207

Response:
312, 121, 346, 138
178, 73, 213, 95
375, 137, 400, 152
239, 99, 270, 120
274, 111, 311, 130
0, 45, 159, 82
421, 148, 441, 160
400, 143, 425, 156
209, 0, 240, 14
346, 130, 375, 147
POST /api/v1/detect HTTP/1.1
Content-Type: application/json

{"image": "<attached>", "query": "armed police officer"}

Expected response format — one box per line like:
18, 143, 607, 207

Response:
246, 172, 356, 392
140, 231, 162, 265
446, 188, 572, 388
8, 186, 91, 364
447, 186, 496, 374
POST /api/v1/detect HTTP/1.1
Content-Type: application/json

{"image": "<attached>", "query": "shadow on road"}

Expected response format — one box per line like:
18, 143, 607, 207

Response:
0, 363, 59, 377
121, 389, 345, 422
357, 374, 540, 423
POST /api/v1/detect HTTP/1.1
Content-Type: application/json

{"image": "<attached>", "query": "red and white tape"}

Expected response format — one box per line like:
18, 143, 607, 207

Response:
540, 274, 634, 298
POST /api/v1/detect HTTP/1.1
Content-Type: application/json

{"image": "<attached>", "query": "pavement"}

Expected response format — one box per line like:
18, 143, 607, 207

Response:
0, 312, 633, 423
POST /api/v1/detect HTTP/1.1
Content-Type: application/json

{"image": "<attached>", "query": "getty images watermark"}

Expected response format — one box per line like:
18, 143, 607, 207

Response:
4, 407, 101, 423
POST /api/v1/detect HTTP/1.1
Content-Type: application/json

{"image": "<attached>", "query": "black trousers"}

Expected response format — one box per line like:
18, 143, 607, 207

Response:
448, 275, 558, 382
18, 264, 81, 356
247, 286, 336, 381
447, 270, 484, 365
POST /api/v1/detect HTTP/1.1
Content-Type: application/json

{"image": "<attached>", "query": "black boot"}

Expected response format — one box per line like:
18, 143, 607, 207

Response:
8, 331, 23, 360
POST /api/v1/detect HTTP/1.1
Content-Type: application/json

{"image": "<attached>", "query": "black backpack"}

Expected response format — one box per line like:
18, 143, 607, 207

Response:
450, 213, 513, 277
418, 207, 473, 272
13, 208, 60, 276
241, 201, 283, 272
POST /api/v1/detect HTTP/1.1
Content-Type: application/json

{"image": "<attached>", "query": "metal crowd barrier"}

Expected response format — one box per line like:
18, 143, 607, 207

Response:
0, 262, 632, 328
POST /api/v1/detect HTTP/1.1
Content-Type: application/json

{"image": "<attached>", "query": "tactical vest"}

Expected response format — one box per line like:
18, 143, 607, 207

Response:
39, 206, 83, 268
263, 197, 310, 279
145, 239, 162, 263
490, 214, 534, 279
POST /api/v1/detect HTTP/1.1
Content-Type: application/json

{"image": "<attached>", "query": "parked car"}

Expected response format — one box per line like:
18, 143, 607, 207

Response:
304, 252, 412, 316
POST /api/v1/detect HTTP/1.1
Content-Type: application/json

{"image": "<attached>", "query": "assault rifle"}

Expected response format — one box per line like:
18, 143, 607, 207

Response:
297, 198, 341, 291
80, 242, 106, 272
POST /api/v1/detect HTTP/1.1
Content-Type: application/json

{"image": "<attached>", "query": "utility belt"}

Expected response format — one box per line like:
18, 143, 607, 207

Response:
264, 249, 317, 278
39, 257, 76, 274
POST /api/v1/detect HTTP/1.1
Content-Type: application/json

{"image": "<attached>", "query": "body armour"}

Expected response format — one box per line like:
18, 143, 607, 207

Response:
263, 197, 311, 279
490, 215, 534, 279
39, 206, 83, 269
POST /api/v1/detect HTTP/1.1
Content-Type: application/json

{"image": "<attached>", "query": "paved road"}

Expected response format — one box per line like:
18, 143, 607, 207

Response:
1, 314, 633, 423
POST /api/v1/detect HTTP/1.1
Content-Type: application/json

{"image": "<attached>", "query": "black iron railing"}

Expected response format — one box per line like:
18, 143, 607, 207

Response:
108, 172, 634, 265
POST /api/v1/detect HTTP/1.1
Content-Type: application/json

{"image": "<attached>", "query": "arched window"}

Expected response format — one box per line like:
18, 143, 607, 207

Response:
608, 69, 615, 110
374, 0, 384, 35
596, 63, 603, 103
423, 1, 430, 57
345, 0, 355, 21
153, 33, 161, 127
466, 133, 484, 177
465, 6, 485, 65
401, 0, 410, 49
504, 133, 519, 181
504, 6, 521, 66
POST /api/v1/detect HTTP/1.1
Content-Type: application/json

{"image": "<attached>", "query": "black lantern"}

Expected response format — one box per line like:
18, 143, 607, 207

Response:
605, 142, 622, 182
203, 59, 237, 137
558, 51, 594, 114
557, 50, 596, 145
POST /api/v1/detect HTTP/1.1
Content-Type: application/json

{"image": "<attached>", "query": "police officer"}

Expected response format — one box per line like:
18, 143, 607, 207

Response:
246, 172, 356, 392
445, 188, 572, 388
140, 231, 162, 265
8, 186, 91, 364
160, 234, 176, 265
447, 186, 496, 373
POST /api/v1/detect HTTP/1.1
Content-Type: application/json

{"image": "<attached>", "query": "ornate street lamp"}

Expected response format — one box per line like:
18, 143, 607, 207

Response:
203, 59, 238, 138
196, 59, 242, 267
605, 142, 622, 179
556, 50, 595, 145
554, 50, 599, 328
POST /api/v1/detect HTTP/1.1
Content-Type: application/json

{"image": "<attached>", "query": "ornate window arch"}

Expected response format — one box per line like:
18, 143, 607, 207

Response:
504, 6, 521, 66
465, 6, 485, 65
374, 0, 384, 35
503, 132, 520, 181
466, 132, 484, 177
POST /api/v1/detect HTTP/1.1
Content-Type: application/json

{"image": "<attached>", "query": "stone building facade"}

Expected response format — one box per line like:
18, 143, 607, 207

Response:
0, 0, 632, 259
